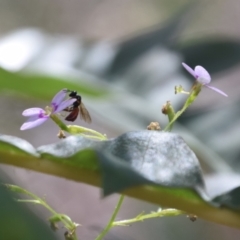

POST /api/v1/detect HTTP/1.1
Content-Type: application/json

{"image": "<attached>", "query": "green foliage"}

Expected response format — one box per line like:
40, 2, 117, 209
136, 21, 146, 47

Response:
1, 132, 240, 229
0, 184, 57, 240
0, 68, 108, 100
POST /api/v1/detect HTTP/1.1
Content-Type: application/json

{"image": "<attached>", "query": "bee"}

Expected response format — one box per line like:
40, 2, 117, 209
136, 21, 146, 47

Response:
64, 90, 92, 123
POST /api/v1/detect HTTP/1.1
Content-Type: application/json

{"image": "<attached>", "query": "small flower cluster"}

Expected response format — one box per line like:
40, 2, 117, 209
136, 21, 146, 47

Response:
20, 89, 75, 130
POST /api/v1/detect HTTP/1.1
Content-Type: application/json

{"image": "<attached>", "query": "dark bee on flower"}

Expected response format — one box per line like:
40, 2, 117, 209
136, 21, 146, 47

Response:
64, 90, 92, 123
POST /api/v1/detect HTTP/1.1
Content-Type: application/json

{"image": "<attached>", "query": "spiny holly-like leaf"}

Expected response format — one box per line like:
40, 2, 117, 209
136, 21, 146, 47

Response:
37, 131, 207, 198
0, 135, 38, 157
1, 132, 240, 228
96, 131, 207, 198
213, 187, 240, 210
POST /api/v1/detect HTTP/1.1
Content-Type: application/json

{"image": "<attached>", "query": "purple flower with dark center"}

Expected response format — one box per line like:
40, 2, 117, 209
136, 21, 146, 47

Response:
182, 62, 228, 97
20, 89, 75, 130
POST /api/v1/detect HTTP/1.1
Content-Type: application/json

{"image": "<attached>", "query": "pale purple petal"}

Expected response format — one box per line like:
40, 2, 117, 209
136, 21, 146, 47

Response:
205, 85, 228, 97
20, 116, 49, 130
182, 62, 197, 78
22, 108, 44, 117
51, 89, 68, 111
195, 66, 211, 84
54, 98, 76, 113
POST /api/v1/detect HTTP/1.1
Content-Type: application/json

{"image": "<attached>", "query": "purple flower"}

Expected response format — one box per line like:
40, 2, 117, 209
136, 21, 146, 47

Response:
182, 62, 228, 97
20, 89, 75, 130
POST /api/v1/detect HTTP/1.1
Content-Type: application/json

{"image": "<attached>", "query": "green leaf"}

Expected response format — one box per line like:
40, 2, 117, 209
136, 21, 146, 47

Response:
178, 38, 240, 75
0, 68, 108, 100
96, 131, 206, 197
1, 132, 240, 229
213, 187, 240, 210
0, 135, 38, 157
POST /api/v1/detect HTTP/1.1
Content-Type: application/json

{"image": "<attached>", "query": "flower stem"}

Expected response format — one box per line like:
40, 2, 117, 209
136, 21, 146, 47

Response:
164, 104, 188, 131
67, 125, 107, 141
6, 184, 79, 235
113, 209, 184, 226
164, 83, 202, 131
50, 114, 107, 140
50, 114, 69, 131
95, 195, 125, 240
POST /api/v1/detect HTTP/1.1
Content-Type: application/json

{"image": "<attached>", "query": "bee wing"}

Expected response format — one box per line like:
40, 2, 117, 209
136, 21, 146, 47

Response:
79, 102, 92, 123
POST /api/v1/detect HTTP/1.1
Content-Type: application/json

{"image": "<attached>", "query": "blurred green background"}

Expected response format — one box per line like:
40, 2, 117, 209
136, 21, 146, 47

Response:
1, 0, 240, 239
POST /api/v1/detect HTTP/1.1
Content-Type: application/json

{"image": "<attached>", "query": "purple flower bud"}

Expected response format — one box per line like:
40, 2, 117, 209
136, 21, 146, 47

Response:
182, 62, 228, 97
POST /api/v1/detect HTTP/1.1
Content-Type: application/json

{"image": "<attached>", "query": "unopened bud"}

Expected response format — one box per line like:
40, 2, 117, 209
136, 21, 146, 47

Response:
162, 101, 175, 131
162, 101, 175, 117
162, 102, 169, 115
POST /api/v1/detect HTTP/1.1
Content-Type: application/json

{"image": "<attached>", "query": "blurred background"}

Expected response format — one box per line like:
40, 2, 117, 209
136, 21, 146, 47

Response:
1, 0, 240, 239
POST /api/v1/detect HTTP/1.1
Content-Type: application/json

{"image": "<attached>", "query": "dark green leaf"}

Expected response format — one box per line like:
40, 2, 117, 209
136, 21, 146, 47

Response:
1, 132, 240, 228
97, 131, 206, 197
213, 187, 240, 210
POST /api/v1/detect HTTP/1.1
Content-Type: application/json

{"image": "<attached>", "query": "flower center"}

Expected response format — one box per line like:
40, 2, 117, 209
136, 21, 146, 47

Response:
44, 106, 53, 116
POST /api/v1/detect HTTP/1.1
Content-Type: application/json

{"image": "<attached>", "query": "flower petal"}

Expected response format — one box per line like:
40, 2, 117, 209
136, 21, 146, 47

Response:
22, 108, 44, 117
51, 89, 68, 111
54, 98, 76, 113
182, 62, 197, 78
205, 85, 228, 97
20, 116, 49, 130
195, 66, 211, 84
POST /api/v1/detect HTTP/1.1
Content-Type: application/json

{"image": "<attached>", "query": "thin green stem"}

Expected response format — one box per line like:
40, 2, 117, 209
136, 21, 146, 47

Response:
164, 104, 188, 131
50, 114, 107, 140
164, 83, 202, 131
95, 195, 125, 240
165, 102, 176, 131
71, 232, 78, 240
67, 125, 107, 140
113, 209, 184, 226
21, 192, 72, 228
50, 114, 69, 132
6, 185, 78, 234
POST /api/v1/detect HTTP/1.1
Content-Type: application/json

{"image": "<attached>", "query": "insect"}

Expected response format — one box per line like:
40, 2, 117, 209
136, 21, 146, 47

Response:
64, 90, 92, 123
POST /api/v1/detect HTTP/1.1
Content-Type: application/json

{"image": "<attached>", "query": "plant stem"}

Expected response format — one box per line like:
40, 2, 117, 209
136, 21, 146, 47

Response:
67, 125, 107, 140
6, 185, 78, 233
50, 114, 69, 131
95, 195, 125, 240
113, 209, 184, 226
164, 104, 188, 131
164, 83, 202, 131
50, 114, 107, 140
